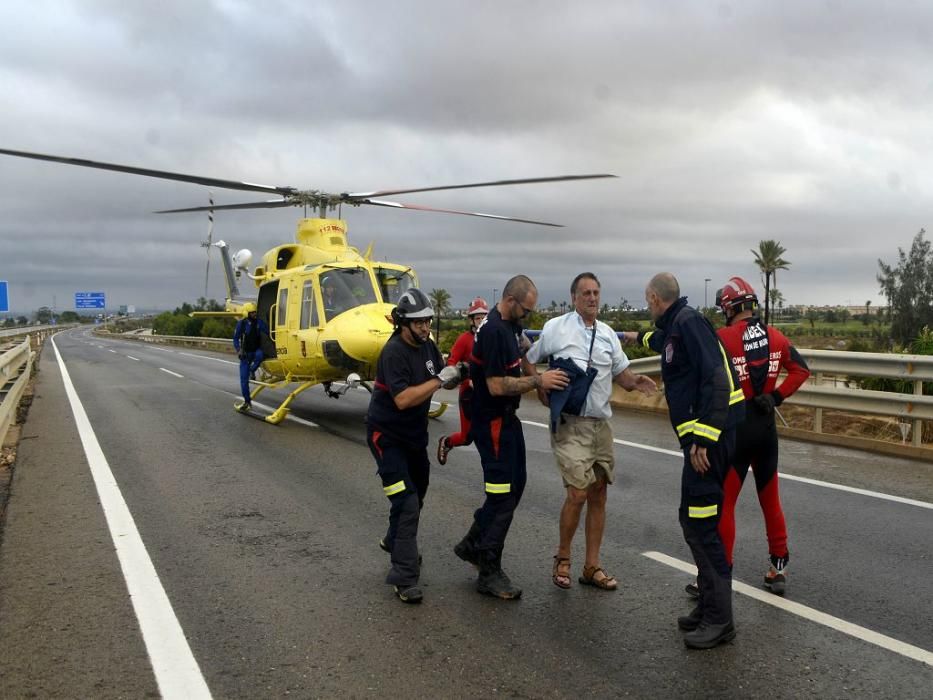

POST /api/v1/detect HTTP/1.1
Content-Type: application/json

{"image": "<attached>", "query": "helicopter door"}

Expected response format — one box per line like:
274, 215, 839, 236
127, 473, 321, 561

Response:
298, 279, 321, 365
256, 281, 278, 359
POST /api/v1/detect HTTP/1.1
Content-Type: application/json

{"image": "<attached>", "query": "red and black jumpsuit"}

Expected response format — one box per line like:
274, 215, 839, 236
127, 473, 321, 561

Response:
717, 317, 810, 569
445, 330, 475, 447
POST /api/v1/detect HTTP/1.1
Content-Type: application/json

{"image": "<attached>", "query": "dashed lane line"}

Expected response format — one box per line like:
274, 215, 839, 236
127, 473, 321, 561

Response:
522, 420, 932, 510
177, 351, 237, 366
51, 336, 212, 698
84, 343, 315, 428
642, 550, 933, 668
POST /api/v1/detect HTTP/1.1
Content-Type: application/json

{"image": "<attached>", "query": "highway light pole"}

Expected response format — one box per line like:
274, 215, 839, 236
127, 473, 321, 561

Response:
704, 278, 711, 310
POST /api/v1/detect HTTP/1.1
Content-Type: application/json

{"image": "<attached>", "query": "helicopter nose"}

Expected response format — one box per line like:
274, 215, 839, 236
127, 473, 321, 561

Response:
320, 303, 395, 371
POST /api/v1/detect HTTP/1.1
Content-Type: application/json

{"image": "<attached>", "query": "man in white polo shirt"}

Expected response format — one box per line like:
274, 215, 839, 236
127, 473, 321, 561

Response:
524, 272, 656, 591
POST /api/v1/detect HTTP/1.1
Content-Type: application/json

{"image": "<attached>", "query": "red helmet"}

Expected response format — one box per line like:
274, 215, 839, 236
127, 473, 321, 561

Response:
716, 276, 758, 314
467, 297, 489, 316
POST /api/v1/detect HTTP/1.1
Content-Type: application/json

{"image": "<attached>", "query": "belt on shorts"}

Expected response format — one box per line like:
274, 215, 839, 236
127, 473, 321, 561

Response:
560, 412, 601, 421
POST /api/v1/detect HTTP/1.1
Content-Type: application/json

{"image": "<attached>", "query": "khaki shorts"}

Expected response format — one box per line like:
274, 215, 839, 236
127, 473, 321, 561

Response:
550, 414, 615, 490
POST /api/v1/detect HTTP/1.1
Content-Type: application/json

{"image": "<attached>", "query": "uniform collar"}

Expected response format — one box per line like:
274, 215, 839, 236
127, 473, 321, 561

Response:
656, 296, 689, 330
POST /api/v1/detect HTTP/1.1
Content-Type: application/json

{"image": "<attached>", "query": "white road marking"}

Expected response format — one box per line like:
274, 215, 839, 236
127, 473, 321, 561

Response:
248, 400, 319, 428
51, 336, 212, 698
107, 349, 117, 353
153, 347, 175, 353
614, 438, 683, 458
613, 437, 680, 457
778, 472, 932, 510
286, 414, 319, 428
178, 351, 237, 366
160, 368, 184, 378
642, 550, 933, 668
521, 420, 548, 429
521, 420, 932, 509
126, 356, 140, 361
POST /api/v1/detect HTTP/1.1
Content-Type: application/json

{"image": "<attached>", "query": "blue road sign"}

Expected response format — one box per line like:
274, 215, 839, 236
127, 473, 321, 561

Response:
75, 291, 106, 309
0, 281, 8, 313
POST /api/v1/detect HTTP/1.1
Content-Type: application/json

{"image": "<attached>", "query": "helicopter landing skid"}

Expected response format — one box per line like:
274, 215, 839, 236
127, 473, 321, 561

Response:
234, 401, 274, 422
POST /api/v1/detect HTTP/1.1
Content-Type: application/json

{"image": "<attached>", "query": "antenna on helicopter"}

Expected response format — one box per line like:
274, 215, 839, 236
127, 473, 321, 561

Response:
199, 191, 214, 299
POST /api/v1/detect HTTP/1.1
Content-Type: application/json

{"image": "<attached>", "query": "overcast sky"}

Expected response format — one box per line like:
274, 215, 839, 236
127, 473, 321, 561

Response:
2, 0, 931, 315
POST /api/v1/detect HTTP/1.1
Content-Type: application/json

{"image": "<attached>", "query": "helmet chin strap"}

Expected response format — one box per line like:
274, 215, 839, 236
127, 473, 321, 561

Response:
404, 321, 430, 344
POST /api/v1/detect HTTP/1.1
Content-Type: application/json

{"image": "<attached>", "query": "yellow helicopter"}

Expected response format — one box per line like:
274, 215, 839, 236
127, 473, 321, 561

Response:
0, 147, 614, 423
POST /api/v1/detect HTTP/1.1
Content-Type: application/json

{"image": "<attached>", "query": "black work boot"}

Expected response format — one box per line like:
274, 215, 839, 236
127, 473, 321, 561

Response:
677, 606, 703, 632
683, 620, 736, 649
476, 550, 522, 600
454, 522, 482, 568
394, 585, 423, 604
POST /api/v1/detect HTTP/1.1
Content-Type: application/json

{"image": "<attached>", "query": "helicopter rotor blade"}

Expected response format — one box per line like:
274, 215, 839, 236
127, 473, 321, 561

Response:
0, 147, 296, 196
361, 198, 564, 227
155, 199, 294, 214
345, 173, 617, 200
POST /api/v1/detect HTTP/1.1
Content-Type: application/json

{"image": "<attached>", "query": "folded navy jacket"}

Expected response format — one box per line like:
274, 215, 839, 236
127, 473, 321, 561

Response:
547, 356, 597, 433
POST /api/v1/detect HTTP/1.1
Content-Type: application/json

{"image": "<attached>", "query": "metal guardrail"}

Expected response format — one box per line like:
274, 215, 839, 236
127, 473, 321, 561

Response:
0, 337, 34, 446
625, 349, 933, 447
0, 324, 60, 339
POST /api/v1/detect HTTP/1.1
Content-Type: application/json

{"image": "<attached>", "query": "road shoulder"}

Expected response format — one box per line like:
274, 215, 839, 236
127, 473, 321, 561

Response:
0, 347, 158, 698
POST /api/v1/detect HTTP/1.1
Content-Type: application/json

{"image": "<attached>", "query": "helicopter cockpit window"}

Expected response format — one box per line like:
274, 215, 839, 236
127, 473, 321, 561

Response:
276, 247, 295, 270
376, 268, 416, 305
321, 268, 378, 321
300, 280, 318, 329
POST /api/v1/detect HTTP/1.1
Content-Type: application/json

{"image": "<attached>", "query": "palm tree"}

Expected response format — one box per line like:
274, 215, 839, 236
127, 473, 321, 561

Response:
768, 288, 785, 319
429, 288, 451, 339
751, 240, 791, 324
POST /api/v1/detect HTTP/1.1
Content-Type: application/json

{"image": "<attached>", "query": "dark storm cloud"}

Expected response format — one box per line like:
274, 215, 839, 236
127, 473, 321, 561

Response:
2, 0, 933, 315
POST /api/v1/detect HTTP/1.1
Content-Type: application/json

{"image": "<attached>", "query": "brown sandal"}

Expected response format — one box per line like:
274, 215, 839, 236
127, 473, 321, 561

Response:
552, 555, 572, 589
579, 564, 618, 591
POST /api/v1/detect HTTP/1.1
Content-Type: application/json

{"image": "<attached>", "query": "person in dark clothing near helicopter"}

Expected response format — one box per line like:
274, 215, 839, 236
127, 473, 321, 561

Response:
232, 302, 269, 411
367, 288, 462, 604
455, 275, 570, 600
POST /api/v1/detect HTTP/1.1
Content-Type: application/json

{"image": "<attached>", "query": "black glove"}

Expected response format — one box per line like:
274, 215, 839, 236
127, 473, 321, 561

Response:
238, 350, 246, 360
456, 361, 470, 380
752, 393, 776, 415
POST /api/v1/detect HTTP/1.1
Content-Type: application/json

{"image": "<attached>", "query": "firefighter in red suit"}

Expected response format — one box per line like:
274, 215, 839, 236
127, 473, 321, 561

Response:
686, 276, 809, 598
437, 297, 489, 465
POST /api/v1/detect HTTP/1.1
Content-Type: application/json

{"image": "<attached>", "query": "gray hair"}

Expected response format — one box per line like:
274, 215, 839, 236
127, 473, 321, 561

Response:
648, 272, 680, 303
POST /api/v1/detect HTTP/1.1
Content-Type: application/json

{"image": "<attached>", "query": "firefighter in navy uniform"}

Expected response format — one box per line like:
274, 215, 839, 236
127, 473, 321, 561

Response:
455, 275, 569, 599
232, 302, 269, 411
712, 276, 810, 595
366, 289, 461, 604
639, 273, 745, 649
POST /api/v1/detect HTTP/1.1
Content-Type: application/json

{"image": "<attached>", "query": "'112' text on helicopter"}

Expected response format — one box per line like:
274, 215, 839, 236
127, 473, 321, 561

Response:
0, 147, 615, 423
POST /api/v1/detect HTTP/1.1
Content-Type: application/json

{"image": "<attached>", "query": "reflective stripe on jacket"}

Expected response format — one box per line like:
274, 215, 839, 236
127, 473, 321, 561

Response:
639, 297, 744, 448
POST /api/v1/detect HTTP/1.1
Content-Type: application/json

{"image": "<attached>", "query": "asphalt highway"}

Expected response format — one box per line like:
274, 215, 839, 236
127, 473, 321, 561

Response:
0, 327, 931, 698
